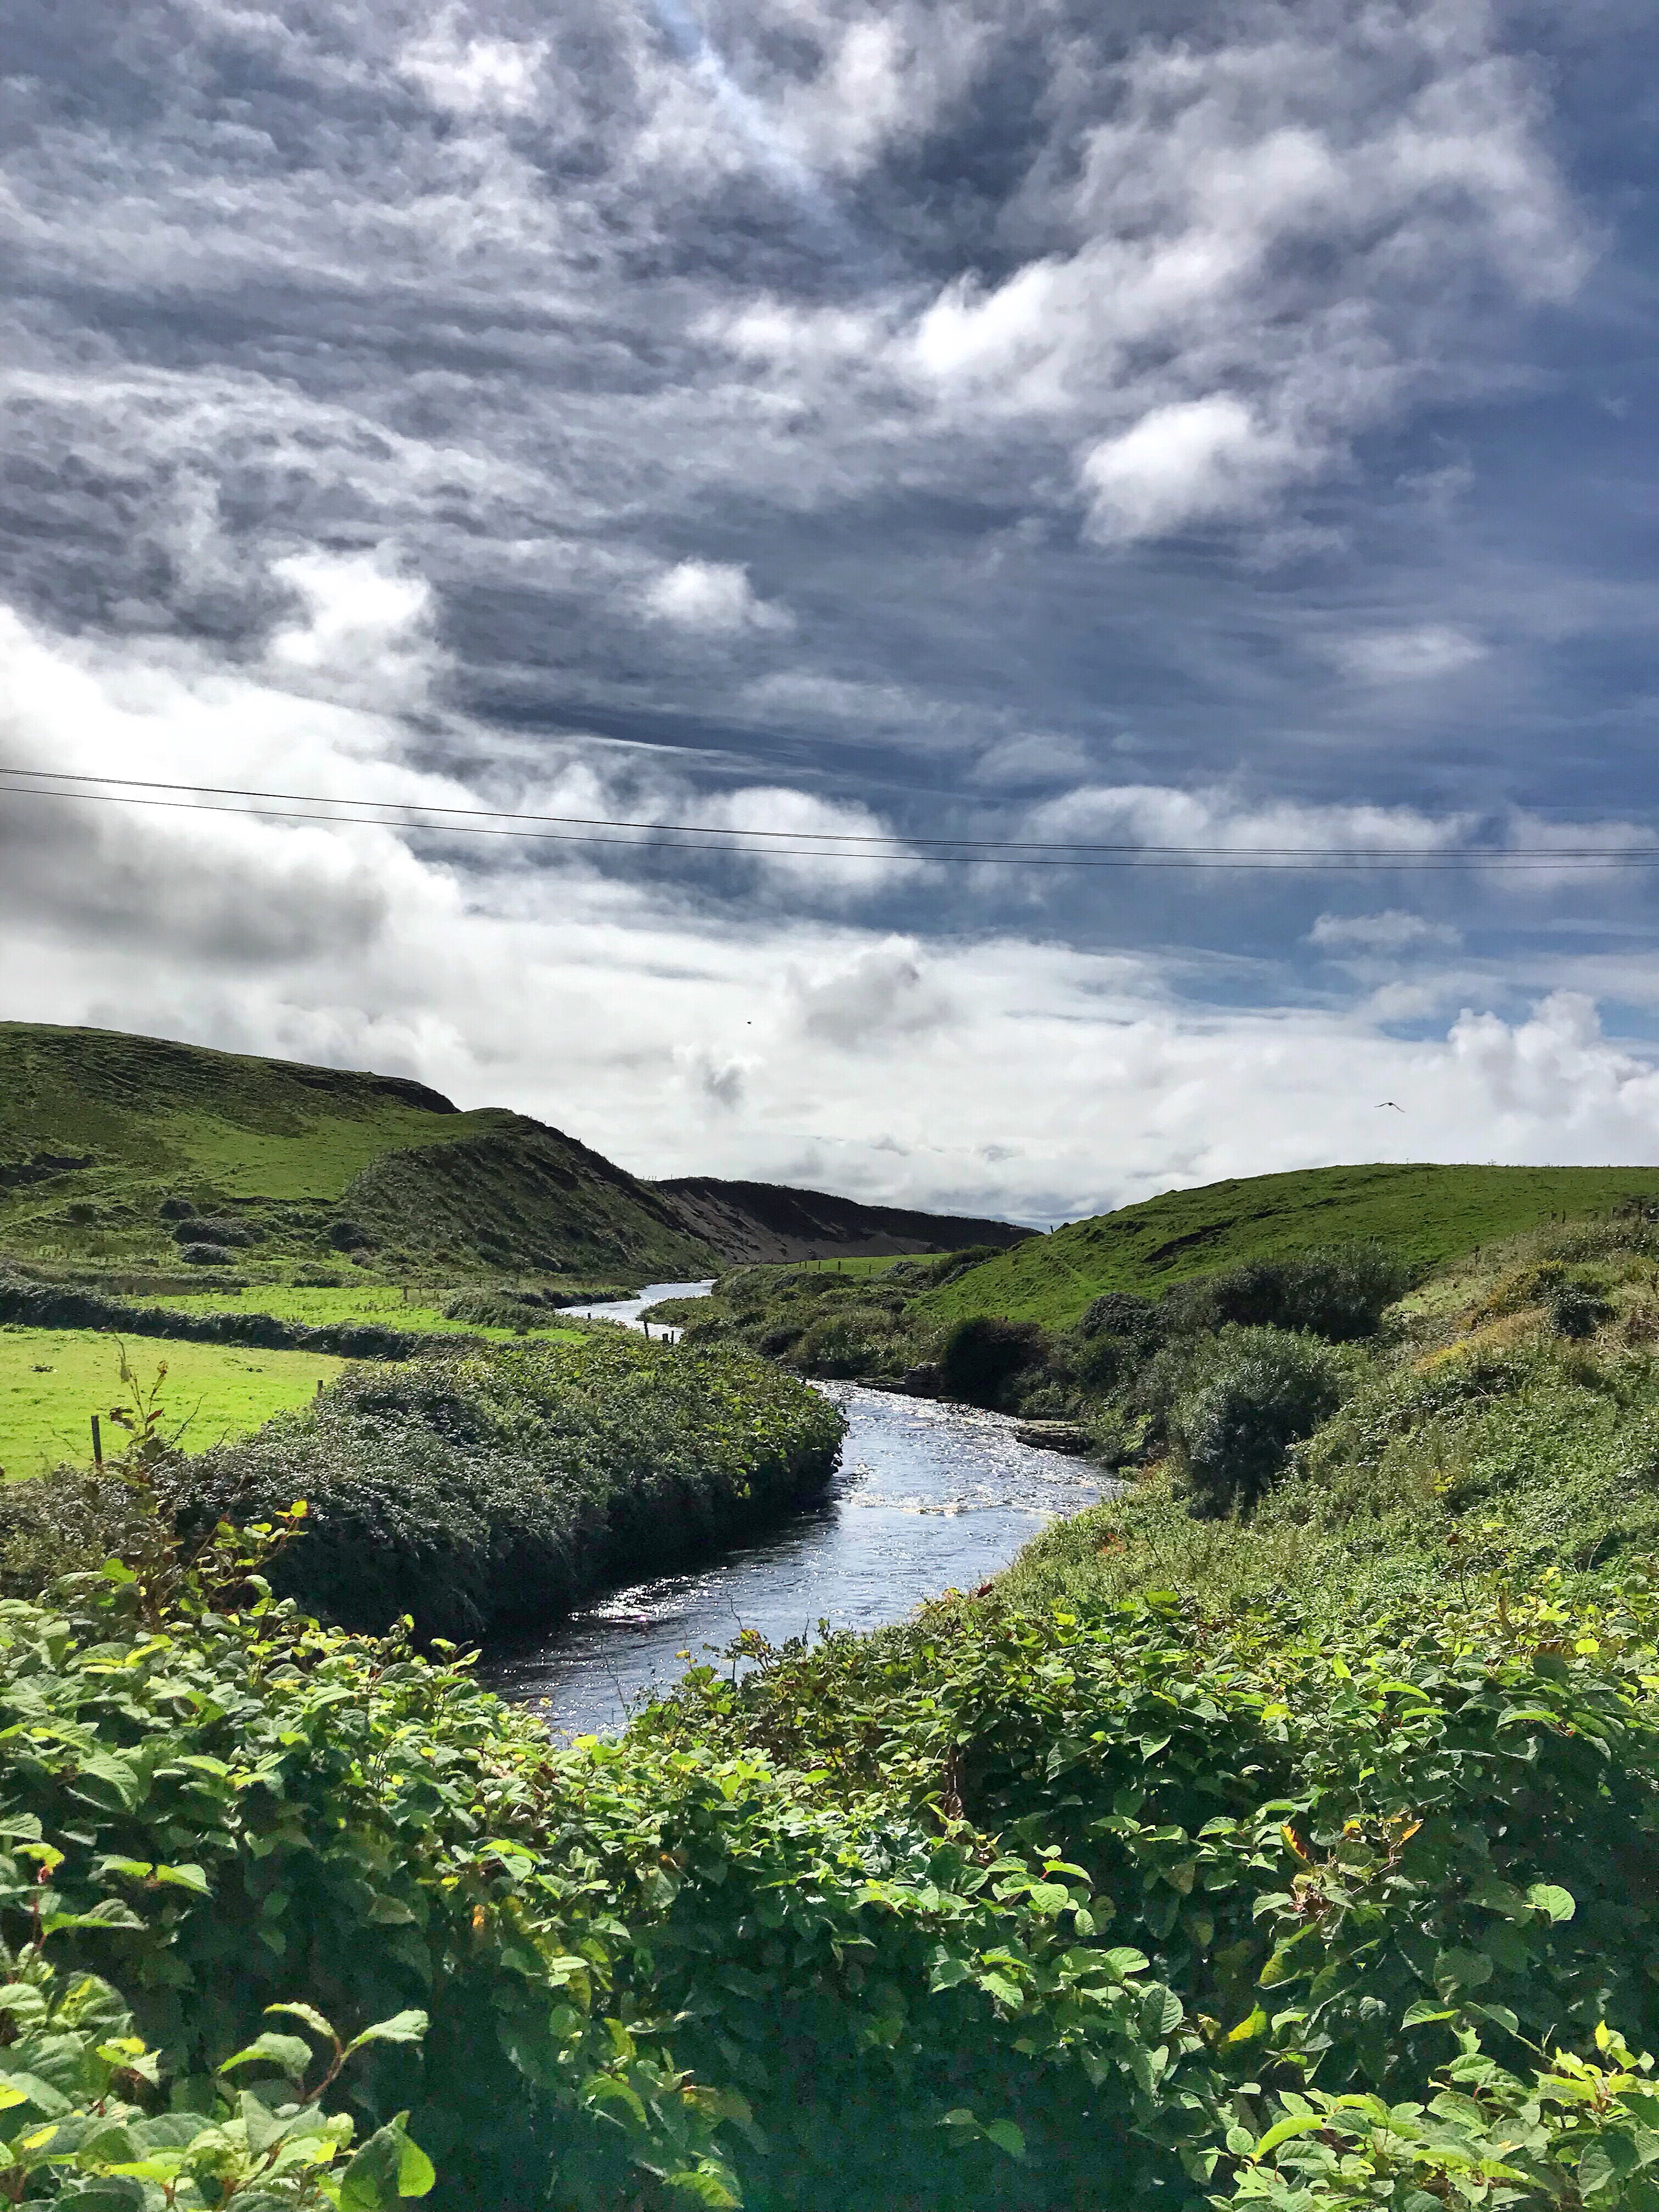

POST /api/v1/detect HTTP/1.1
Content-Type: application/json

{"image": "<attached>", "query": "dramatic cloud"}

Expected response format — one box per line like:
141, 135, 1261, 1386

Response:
1, 0, 1656, 1216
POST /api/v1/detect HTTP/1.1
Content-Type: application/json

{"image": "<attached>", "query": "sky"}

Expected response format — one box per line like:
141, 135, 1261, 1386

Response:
4, 0, 1659, 1226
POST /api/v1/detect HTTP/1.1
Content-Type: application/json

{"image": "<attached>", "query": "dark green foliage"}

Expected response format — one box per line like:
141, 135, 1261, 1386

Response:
0, 1943, 434, 2207
0, 1560, 1201, 2212
1159, 1245, 1412, 1344
0, 1471, 147, 1599
938, 1316, 1050, 1409
169, 1336, 845, 1640
1079, 1290, 1163, 1344
174, 1216, 258, 1249
1548, 1276, 1615, 1339
1171, 1328, 1343, 1515
651, 1577, 1659, 2202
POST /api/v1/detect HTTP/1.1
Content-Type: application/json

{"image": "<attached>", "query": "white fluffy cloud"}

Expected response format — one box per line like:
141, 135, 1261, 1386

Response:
1080, 397, 1314, 542
644, 562, 794, 635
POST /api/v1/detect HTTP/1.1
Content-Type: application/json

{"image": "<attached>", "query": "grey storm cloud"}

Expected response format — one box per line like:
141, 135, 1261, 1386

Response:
5, 0, 1659, 1216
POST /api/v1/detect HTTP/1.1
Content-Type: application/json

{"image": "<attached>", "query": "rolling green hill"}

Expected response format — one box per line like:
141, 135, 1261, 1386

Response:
0, 1022, 716, 1283
0, 1022, 1027, 1288
916, 1162, 1659, 1327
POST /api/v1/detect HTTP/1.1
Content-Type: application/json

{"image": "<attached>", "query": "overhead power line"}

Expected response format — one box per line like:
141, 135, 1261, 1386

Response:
1, 763, 1655, 870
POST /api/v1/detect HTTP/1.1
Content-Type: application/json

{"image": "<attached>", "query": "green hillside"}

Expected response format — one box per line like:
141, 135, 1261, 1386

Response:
0, 1021, 715, 1283
917, 1162, 1659, 1326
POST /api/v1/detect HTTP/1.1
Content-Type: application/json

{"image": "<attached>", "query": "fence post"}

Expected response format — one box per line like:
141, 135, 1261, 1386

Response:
90, 1414, 103, 1466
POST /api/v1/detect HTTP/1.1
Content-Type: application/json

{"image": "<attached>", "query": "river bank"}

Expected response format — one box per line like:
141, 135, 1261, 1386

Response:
487, 1380, 1111, 1730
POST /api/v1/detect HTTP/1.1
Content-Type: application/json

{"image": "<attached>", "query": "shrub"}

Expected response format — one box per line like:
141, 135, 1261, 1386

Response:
1162, 1245, 1412, 1343
648, 1575, 1659, 2205
1548, 1277, 1614, 1339
169, 1335, 846, 1639
1171, 1326, 1342, 1514
792, 1306, 897, 1378
1216, 2028, 1659, 2212
173, 1216, 256, 1248
1078, 1290, 1163, 1344
939, 1315, 1049, 1408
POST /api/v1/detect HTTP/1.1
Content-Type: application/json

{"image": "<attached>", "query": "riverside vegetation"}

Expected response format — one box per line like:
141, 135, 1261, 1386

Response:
9, 1182, 1659, 2205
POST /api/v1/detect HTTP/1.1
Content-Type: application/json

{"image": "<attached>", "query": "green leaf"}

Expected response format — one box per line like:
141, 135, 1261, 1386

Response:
1527, 1883, 1577, 1923
153, 1864, 211, 1895
265, 2002, 336, 2042
337, 2118, 434, 2208
983, 2119, 1025, 2159
218, 2032, 315, 2083
1434, 1949, 1494, 1993
1255, 2113, 1332, 2157
345, 2011, 429, 2056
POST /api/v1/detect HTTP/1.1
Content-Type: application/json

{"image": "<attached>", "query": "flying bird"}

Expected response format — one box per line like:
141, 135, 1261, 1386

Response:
1375, 1100, 1405, 1110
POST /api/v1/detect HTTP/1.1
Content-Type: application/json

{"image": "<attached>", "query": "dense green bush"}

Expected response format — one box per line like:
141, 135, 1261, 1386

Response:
1216, 2027, 1659, 2210
650, 1575, 1659, 2204
166, 1335, 845, 1639
0, 1545, 1210, 2211
1549, 1276, 1615, 1339
938, 1315, 1049, 1409
1160, 1246, 1413, 1345
1170, 1328, 1343, 1515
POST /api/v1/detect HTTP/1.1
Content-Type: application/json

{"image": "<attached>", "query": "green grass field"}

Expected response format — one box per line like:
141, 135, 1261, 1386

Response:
141, 1285, 582, 1341
915, 1163, 1659, 1327
0, 1328, 348, 1480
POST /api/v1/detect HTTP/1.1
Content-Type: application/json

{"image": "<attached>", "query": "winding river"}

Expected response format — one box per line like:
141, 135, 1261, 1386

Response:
488, 1282, 1110, 1734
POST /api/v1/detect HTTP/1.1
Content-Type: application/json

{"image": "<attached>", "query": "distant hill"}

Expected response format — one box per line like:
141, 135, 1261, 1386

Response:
0, 1023, 1026, 1283
916, 1162, 1659, 1328
654, 1177, 1032, 1263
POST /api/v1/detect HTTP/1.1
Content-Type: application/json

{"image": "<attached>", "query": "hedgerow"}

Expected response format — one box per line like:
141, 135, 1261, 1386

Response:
164, 1335, 845, 1640
0, 1271, 454, 1361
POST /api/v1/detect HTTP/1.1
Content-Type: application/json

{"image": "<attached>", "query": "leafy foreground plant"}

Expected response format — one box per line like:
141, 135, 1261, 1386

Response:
12, 1448, 1659, 2209
0, 1933, 432, 2209
1217, 2023, 1659, 2209
640, 1575, 1659, 2205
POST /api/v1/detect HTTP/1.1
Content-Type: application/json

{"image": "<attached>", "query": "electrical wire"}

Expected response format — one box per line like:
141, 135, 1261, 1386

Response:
1, 763, 1655, 870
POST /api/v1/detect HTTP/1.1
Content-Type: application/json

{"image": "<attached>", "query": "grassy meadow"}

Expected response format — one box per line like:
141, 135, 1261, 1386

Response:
142, 1282, 584, 1339
0, 1326, 346, 1477
919, 1161, 1659, 1325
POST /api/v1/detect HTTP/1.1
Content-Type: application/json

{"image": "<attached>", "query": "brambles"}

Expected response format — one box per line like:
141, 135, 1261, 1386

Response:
1547, 1275, 1614, 1339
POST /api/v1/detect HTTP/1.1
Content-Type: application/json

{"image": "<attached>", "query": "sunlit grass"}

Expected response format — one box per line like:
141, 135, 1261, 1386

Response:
0, 1327, 348, 1479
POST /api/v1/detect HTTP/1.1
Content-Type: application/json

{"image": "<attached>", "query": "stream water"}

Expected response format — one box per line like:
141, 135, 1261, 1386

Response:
488, 1283, 1110, 1734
